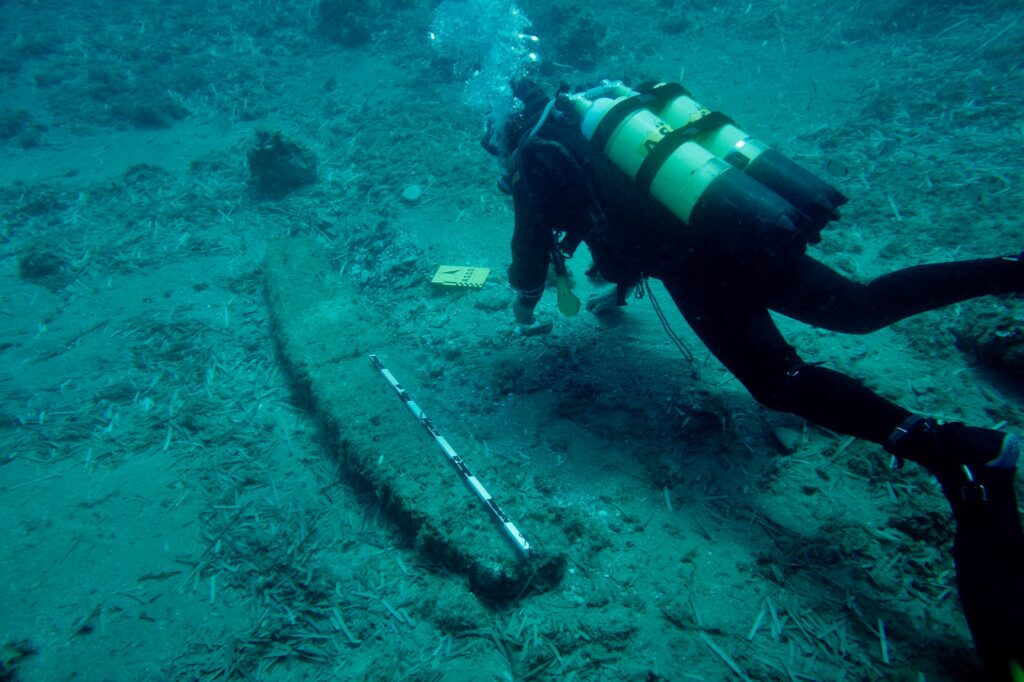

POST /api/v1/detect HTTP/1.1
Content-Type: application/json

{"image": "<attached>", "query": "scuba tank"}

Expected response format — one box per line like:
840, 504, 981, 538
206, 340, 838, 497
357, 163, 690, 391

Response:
565, 81, 846, 242
639, 81, 847, 235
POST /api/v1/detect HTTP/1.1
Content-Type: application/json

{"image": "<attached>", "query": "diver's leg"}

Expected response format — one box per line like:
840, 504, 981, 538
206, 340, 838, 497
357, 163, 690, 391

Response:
888, 418, 1024, 681
767, 253, 1024, 333
664, 274, 1024, 678
661, 275, 910, 441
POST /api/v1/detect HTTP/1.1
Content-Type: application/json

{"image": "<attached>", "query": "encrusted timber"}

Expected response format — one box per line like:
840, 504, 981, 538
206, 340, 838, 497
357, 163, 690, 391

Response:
263, 237, 565, 600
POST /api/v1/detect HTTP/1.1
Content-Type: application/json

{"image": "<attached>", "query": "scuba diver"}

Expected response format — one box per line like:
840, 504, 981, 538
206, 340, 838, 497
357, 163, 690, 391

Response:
482, 78, 1024, 680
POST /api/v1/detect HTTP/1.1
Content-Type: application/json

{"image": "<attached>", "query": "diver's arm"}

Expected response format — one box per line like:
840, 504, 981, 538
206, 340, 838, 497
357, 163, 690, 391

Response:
508, 176, 551, 317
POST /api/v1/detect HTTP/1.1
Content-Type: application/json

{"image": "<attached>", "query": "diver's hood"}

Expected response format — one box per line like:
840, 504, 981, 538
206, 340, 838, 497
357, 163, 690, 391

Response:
481, 79, 552, 160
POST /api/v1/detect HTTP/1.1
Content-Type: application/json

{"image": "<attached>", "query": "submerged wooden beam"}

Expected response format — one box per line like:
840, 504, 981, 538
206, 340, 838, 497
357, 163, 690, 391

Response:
263, 237, 565, 600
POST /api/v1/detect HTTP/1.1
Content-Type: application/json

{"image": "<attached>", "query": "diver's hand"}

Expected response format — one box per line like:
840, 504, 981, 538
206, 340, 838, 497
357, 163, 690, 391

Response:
516, 318, 553, 336
512, 298, 552, 336
586, 288, 620, 316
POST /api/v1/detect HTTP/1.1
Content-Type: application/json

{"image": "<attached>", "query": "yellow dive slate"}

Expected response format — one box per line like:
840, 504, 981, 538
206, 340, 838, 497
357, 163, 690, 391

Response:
431, 265, 490, 289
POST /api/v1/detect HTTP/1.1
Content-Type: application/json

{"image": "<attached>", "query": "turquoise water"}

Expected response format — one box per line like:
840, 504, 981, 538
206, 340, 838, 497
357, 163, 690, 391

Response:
1, 1, 1022, 679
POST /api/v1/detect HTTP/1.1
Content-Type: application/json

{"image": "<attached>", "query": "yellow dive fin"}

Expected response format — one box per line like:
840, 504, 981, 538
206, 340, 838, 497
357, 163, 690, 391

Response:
556, 274, 580, 316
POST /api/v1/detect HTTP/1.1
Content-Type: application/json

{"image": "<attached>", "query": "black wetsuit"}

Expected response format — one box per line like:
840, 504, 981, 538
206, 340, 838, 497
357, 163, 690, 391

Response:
507, 113, 1024, 447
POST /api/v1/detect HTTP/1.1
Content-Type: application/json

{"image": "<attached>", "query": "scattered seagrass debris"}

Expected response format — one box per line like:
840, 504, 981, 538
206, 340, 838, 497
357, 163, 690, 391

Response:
952, 298, 1024, 381
0, 639, 38, 680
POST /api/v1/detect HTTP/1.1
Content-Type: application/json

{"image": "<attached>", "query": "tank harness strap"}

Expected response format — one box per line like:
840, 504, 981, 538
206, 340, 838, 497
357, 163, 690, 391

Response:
635, 81, 691, 106
634, 110, 734, 195
589, 94, 660, 153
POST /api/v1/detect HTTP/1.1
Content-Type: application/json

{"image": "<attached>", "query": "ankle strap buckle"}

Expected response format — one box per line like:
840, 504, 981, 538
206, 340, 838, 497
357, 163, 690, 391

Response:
885, 415, 928, 452
960, 465, 988, 504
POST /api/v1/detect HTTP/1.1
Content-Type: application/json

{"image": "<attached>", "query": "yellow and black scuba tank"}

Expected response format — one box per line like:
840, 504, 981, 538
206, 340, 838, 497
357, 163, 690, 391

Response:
564, 80, 847, 243
640, 81, 847, 233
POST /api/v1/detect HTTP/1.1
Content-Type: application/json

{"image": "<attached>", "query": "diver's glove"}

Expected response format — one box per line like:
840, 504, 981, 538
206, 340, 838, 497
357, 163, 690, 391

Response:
587, 283, 634, 317
512, 297, 552, 336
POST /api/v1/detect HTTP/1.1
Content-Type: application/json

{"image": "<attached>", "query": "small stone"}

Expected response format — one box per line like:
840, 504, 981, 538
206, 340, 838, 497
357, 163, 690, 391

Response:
388, 255, 419, 274
473, 287, 511, 312
427, 359, 445, 378
401, 184, 422, 203
772, 426, 801, 454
